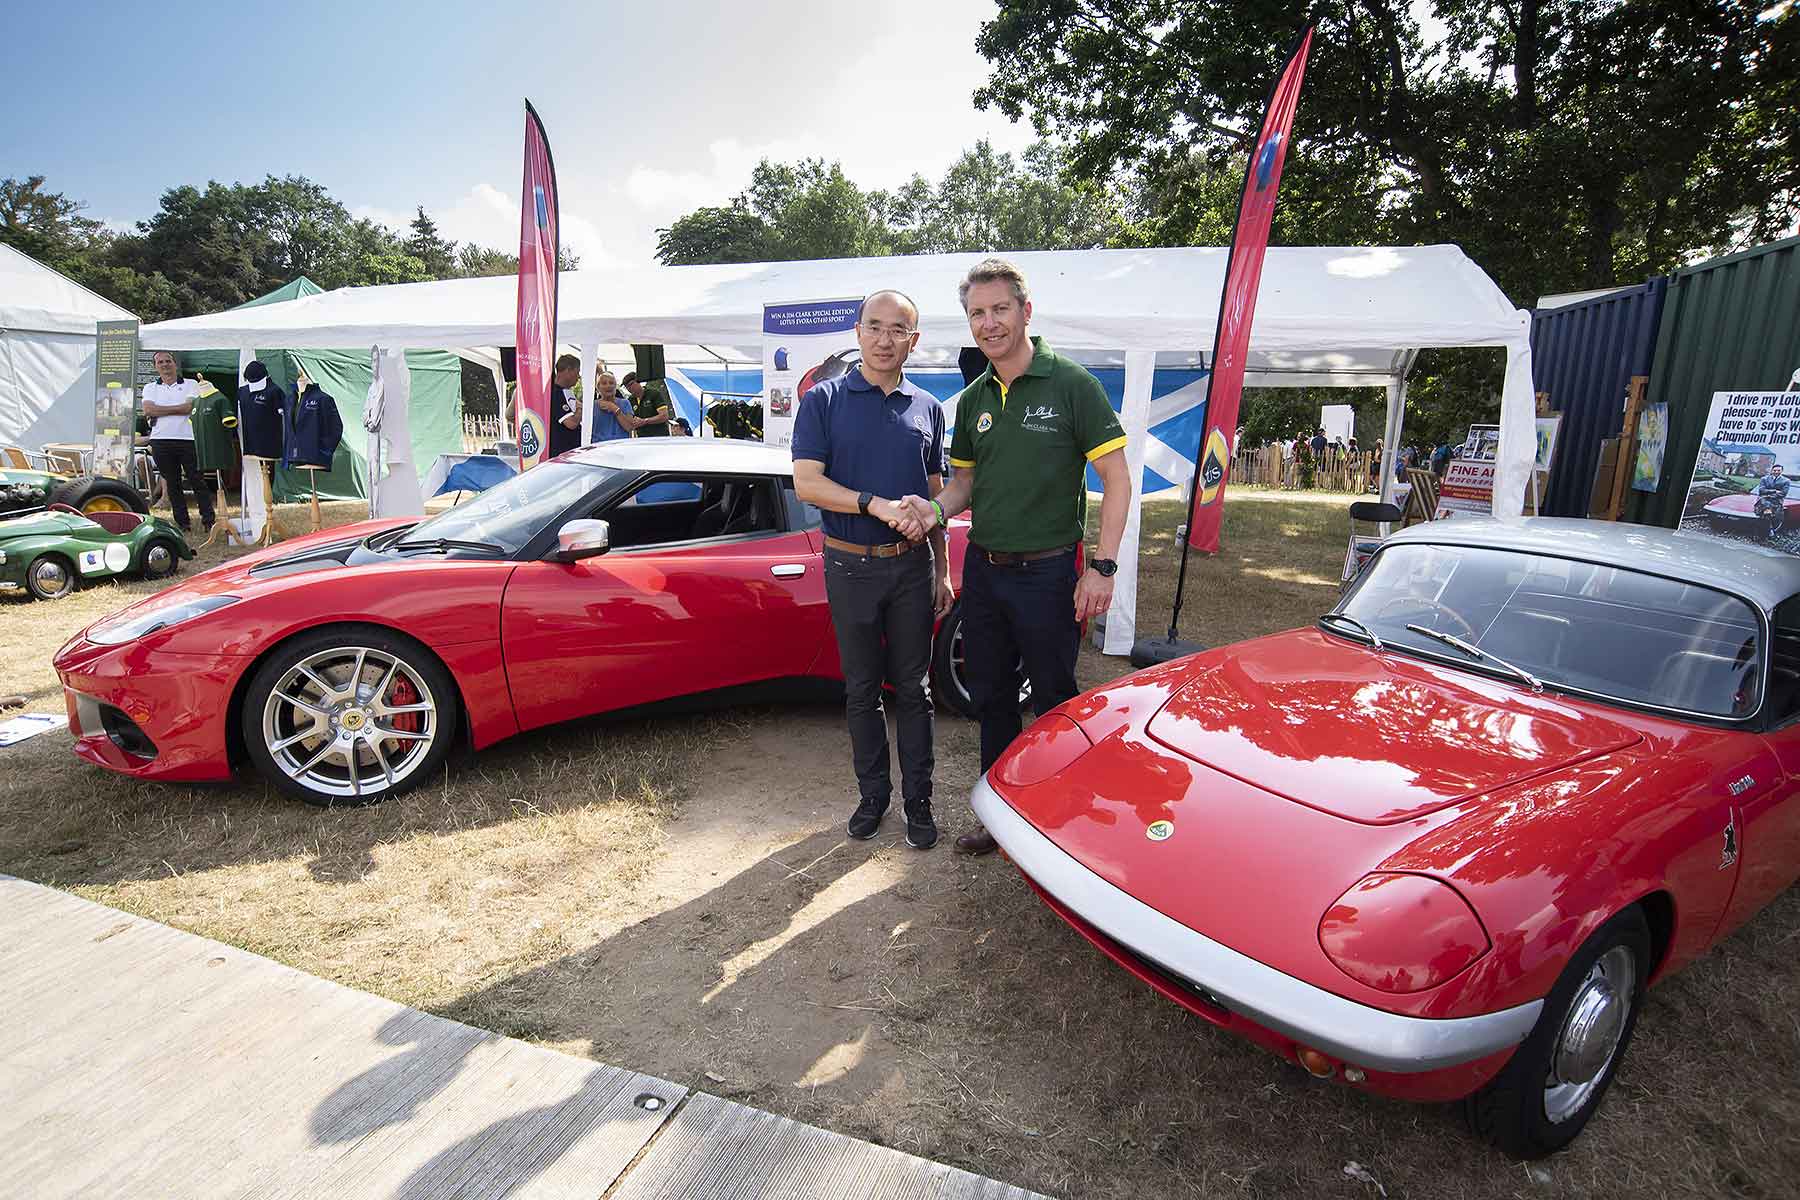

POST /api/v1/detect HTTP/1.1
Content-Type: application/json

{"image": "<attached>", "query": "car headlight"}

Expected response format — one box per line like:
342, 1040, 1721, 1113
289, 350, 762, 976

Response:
1318, 872, 1490, 994
87, 595, 240, 645
992, 713, 1094, 787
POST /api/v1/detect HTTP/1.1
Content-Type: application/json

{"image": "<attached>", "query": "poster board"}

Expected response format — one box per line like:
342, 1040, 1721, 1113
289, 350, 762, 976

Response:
1534, 415, 1561, 472
1631, 403, 1668, 492
762, 299, 862, 450
1320, 403, 1354, 443
93, 319, 139, 480
1434, 458, 1496, 519
1679, 390, 1800, 547
1463, 424, 1500, 461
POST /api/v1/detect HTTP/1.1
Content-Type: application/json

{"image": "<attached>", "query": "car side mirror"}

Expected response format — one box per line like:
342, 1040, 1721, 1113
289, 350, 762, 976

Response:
554, 518, 610, 562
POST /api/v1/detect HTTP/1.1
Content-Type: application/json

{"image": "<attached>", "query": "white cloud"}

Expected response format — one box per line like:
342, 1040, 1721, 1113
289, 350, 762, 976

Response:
357, 183, 615, 270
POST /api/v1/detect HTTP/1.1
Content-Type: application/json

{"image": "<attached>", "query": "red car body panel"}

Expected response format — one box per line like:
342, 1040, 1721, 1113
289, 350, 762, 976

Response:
988, 625, 1800, 1101
54, 508, 969, 784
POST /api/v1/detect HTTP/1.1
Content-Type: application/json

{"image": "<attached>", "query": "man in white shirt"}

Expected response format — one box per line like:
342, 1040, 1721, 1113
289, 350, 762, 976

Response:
141, 350, 214, 532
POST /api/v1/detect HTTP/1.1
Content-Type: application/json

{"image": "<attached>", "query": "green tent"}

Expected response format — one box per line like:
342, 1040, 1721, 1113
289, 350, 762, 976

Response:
182, 278, 463, 503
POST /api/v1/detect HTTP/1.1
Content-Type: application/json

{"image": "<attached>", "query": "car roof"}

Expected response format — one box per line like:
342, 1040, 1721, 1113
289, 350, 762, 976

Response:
560, 438, 793, 477
1385, 516, 1800, 612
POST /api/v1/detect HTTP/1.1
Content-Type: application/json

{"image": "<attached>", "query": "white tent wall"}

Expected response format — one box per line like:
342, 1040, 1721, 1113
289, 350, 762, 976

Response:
0, 243, 138, 450
0, 329, 99, 448
142, 245, 1535, 654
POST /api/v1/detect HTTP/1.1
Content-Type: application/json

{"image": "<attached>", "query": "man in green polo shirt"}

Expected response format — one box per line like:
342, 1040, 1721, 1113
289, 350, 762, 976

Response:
908, 258, 1131, 855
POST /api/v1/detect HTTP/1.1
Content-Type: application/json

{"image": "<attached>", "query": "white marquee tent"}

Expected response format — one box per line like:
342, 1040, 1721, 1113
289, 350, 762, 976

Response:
143, 245, 1536, 654
1, 243, 138, 451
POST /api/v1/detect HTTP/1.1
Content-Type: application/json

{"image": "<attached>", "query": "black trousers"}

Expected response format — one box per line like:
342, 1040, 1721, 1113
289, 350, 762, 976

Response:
824, 544, 935, 810
149, 439, 213, 530
961, 546, 1081, 773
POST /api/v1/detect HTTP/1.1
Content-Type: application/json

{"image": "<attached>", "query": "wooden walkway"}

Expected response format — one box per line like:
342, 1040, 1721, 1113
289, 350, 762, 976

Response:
0, 876, 1047, 1200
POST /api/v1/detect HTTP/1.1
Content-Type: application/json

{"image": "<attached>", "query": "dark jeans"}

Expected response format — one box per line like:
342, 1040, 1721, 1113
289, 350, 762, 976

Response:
962, 546, 1081, 773
149, 439, 213, 530
824, 544, 935, 810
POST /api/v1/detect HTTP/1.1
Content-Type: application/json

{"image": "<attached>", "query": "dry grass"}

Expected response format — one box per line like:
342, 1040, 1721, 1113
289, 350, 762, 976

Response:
3, 487, 1797, 1199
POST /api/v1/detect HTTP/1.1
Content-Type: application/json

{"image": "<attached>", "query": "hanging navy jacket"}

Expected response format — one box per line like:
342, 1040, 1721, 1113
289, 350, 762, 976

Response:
285, 383, 344, 468
237, 381, 289, 459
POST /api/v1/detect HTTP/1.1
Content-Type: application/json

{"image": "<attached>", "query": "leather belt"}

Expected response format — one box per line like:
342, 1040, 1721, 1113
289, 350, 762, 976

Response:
974, 543, 1074, 566
824, 534, 918, 558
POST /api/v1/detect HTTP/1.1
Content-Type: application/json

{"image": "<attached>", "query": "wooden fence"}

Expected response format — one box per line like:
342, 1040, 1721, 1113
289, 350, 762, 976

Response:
462, 414, 506, 453
1232, 445, 1377, 492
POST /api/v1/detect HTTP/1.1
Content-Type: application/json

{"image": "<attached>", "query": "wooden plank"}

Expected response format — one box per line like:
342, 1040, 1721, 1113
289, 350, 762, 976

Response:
0, 878, 682, 1200
608, 1092, 1049, 1200
0, 876, 1049, 1200
1603, 375, 1649, 521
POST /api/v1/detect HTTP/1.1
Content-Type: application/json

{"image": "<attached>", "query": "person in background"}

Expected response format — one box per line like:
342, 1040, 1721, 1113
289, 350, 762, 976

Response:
672, 417, 694, 437
1309, 427, 1327, 461
591, 370, 639, 442
623, 373, 673, 436
1432, 440, 1454, 477
546, 355, 584, 458
142, 350, 215, 533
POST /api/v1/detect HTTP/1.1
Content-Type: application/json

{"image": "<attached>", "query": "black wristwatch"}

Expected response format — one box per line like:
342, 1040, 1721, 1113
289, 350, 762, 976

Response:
1089, 557, 1119, 577
857, 491, 874, 515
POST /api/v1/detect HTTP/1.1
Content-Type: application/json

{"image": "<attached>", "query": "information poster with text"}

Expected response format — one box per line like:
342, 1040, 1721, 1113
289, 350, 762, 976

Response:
1434, 458, 1496, 519
1680, 390, 1800, 550
93, 319, 139, 479
762, 299, 862, 450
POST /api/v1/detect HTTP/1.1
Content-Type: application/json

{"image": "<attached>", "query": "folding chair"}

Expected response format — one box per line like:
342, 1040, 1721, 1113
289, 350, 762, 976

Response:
1343, 501, 1405, 592
1403, 467, 1440, 525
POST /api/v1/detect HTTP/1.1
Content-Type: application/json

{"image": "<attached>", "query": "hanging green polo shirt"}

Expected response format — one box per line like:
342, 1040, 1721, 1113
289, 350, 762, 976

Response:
189, 382, 241, 473
948, 336, 1127, 553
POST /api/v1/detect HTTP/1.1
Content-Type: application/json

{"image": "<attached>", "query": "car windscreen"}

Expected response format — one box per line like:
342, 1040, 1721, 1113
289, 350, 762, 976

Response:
395, 462, 617, 556
1334, 542, 1763, 718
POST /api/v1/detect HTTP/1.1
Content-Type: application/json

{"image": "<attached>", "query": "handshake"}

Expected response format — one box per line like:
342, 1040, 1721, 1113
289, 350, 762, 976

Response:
870, 494, 941, 542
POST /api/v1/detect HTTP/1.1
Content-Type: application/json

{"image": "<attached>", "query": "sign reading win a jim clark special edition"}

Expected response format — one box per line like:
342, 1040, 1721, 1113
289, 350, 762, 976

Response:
762, 299, 862, 450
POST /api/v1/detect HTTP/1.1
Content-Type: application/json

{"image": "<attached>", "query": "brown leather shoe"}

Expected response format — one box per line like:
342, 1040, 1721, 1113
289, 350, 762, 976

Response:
955, 826, 999, 856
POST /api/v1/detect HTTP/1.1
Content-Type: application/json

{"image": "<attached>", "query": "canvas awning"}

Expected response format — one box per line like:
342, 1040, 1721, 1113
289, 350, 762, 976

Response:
143, 244, 1535, 653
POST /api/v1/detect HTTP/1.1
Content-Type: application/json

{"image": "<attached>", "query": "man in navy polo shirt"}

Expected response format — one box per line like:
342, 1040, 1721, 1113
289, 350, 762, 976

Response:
793, 289, 952, 849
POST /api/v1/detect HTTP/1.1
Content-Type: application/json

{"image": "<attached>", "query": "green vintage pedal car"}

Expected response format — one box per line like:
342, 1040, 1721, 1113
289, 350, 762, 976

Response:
0, 506, 194, 600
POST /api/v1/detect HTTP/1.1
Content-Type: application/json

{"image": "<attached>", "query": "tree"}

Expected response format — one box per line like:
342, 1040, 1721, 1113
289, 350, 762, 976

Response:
975, 1, 1798, 303
0, 175, 103, 265
655, 140, 1126, 265
405, 207, 459, 277
654, 201, 772, 265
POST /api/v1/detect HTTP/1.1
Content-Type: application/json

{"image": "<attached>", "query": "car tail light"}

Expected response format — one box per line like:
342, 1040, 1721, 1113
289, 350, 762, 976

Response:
991, 714, 1093, 788
1318, 873, 1489, 994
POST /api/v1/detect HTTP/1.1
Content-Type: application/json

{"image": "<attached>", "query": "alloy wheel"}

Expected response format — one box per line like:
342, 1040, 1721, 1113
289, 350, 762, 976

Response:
259, 646, 438, 801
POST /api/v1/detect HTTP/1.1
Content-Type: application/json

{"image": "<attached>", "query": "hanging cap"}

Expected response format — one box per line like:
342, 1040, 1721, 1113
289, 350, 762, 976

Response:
244, 360, 269, 383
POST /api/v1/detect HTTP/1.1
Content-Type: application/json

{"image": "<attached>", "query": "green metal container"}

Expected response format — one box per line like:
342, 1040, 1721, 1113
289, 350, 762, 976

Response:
1625, 235, 1800, 528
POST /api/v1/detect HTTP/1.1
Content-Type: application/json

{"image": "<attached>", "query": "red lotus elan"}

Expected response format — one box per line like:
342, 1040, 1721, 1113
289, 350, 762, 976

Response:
54, 441, 977, 807
975, 517, 1800, 1157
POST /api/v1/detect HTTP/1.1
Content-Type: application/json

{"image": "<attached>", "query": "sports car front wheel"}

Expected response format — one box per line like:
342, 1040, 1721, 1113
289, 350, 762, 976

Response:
242, 627, 458, 808
1464, 906, 1650, 1158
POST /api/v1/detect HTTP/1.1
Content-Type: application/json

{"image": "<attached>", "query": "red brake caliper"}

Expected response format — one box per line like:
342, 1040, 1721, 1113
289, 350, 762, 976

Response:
387, 676, 421, 734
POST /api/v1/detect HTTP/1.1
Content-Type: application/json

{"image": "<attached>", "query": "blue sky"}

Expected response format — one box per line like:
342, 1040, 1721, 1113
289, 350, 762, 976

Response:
4, 0, 1039, 267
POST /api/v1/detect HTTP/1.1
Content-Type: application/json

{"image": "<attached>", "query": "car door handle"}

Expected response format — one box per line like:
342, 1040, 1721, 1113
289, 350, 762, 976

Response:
771, 564, 806, 579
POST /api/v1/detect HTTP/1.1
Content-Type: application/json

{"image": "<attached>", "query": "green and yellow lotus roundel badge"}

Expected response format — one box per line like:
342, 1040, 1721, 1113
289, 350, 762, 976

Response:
1146, 820, 1175, 842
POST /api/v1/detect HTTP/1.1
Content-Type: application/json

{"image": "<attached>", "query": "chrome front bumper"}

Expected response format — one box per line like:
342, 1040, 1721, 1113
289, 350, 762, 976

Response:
972, 774, 1543, 1073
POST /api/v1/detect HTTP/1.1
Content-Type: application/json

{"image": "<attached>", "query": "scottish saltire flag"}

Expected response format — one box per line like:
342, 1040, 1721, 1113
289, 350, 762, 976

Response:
1186, 26, 1314, 552
515, 100, 560, 470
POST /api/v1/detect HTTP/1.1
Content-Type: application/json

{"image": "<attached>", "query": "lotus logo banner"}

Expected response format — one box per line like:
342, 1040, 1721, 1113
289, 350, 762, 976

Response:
515, 101, 560, 471
1186, 26, 1314, 553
